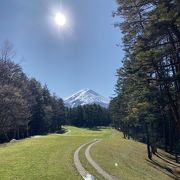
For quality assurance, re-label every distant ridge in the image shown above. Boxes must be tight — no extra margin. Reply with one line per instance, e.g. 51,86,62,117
64,89,109,108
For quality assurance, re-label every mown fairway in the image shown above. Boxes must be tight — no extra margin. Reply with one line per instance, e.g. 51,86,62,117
0,127,110,180
0,127,173,180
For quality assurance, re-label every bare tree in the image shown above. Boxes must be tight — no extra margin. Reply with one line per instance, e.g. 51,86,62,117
0,40,16,61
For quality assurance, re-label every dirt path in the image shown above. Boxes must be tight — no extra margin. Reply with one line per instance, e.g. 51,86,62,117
74,140,96,180
74,139,117,180
85,140,117,180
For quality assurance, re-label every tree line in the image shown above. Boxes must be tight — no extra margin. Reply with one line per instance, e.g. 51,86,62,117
65,104,111,128
0,41,65,143
110,0,180,162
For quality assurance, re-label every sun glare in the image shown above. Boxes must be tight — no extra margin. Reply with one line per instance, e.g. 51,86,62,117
55,13,66,27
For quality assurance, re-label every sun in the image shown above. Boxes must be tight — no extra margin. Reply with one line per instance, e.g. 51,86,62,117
54,13,66,27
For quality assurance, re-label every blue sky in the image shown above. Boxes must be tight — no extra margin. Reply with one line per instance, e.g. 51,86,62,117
0,0,123,99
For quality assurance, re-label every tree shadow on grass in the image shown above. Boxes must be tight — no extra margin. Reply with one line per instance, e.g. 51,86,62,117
146,158,180,180
155,152,180,168
157,151,178,163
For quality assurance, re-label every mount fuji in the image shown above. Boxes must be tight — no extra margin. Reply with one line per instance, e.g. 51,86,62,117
64,89,109,108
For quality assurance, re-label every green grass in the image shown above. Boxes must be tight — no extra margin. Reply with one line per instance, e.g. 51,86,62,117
0,126,108,180
0,126,174,180
89,129,173,180
79,143,104,180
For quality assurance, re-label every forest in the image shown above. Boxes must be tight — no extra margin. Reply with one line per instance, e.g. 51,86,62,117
65,104,111,128
0,42,111,143
0,41,66,143
109,0,180,163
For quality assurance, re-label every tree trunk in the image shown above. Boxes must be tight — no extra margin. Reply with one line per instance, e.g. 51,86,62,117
17,127,19,140
145,123,152,160
13,129,16,139
26,124,29,137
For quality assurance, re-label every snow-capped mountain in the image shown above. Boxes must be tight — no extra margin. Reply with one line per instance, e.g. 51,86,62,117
64,89,109,108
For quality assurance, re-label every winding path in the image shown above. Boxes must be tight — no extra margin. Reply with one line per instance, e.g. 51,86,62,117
74,140,96,179
74,139,117,180
85,140,116,180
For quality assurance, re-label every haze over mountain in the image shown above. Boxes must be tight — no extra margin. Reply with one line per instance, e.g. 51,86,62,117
64,89,109,108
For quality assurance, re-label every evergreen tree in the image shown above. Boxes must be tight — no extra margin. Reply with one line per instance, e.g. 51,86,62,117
0,42,65,142
112,0,180,161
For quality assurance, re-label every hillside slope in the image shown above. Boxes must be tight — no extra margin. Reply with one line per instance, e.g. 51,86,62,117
0,127,175,180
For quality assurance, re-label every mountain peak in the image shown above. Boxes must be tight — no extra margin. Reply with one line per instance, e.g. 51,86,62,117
82,88,90,92
64,89,109,108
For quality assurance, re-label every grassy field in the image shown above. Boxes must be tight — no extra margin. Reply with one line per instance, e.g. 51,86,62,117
0,127,110,180
0,126,176,180
87,129,176,180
